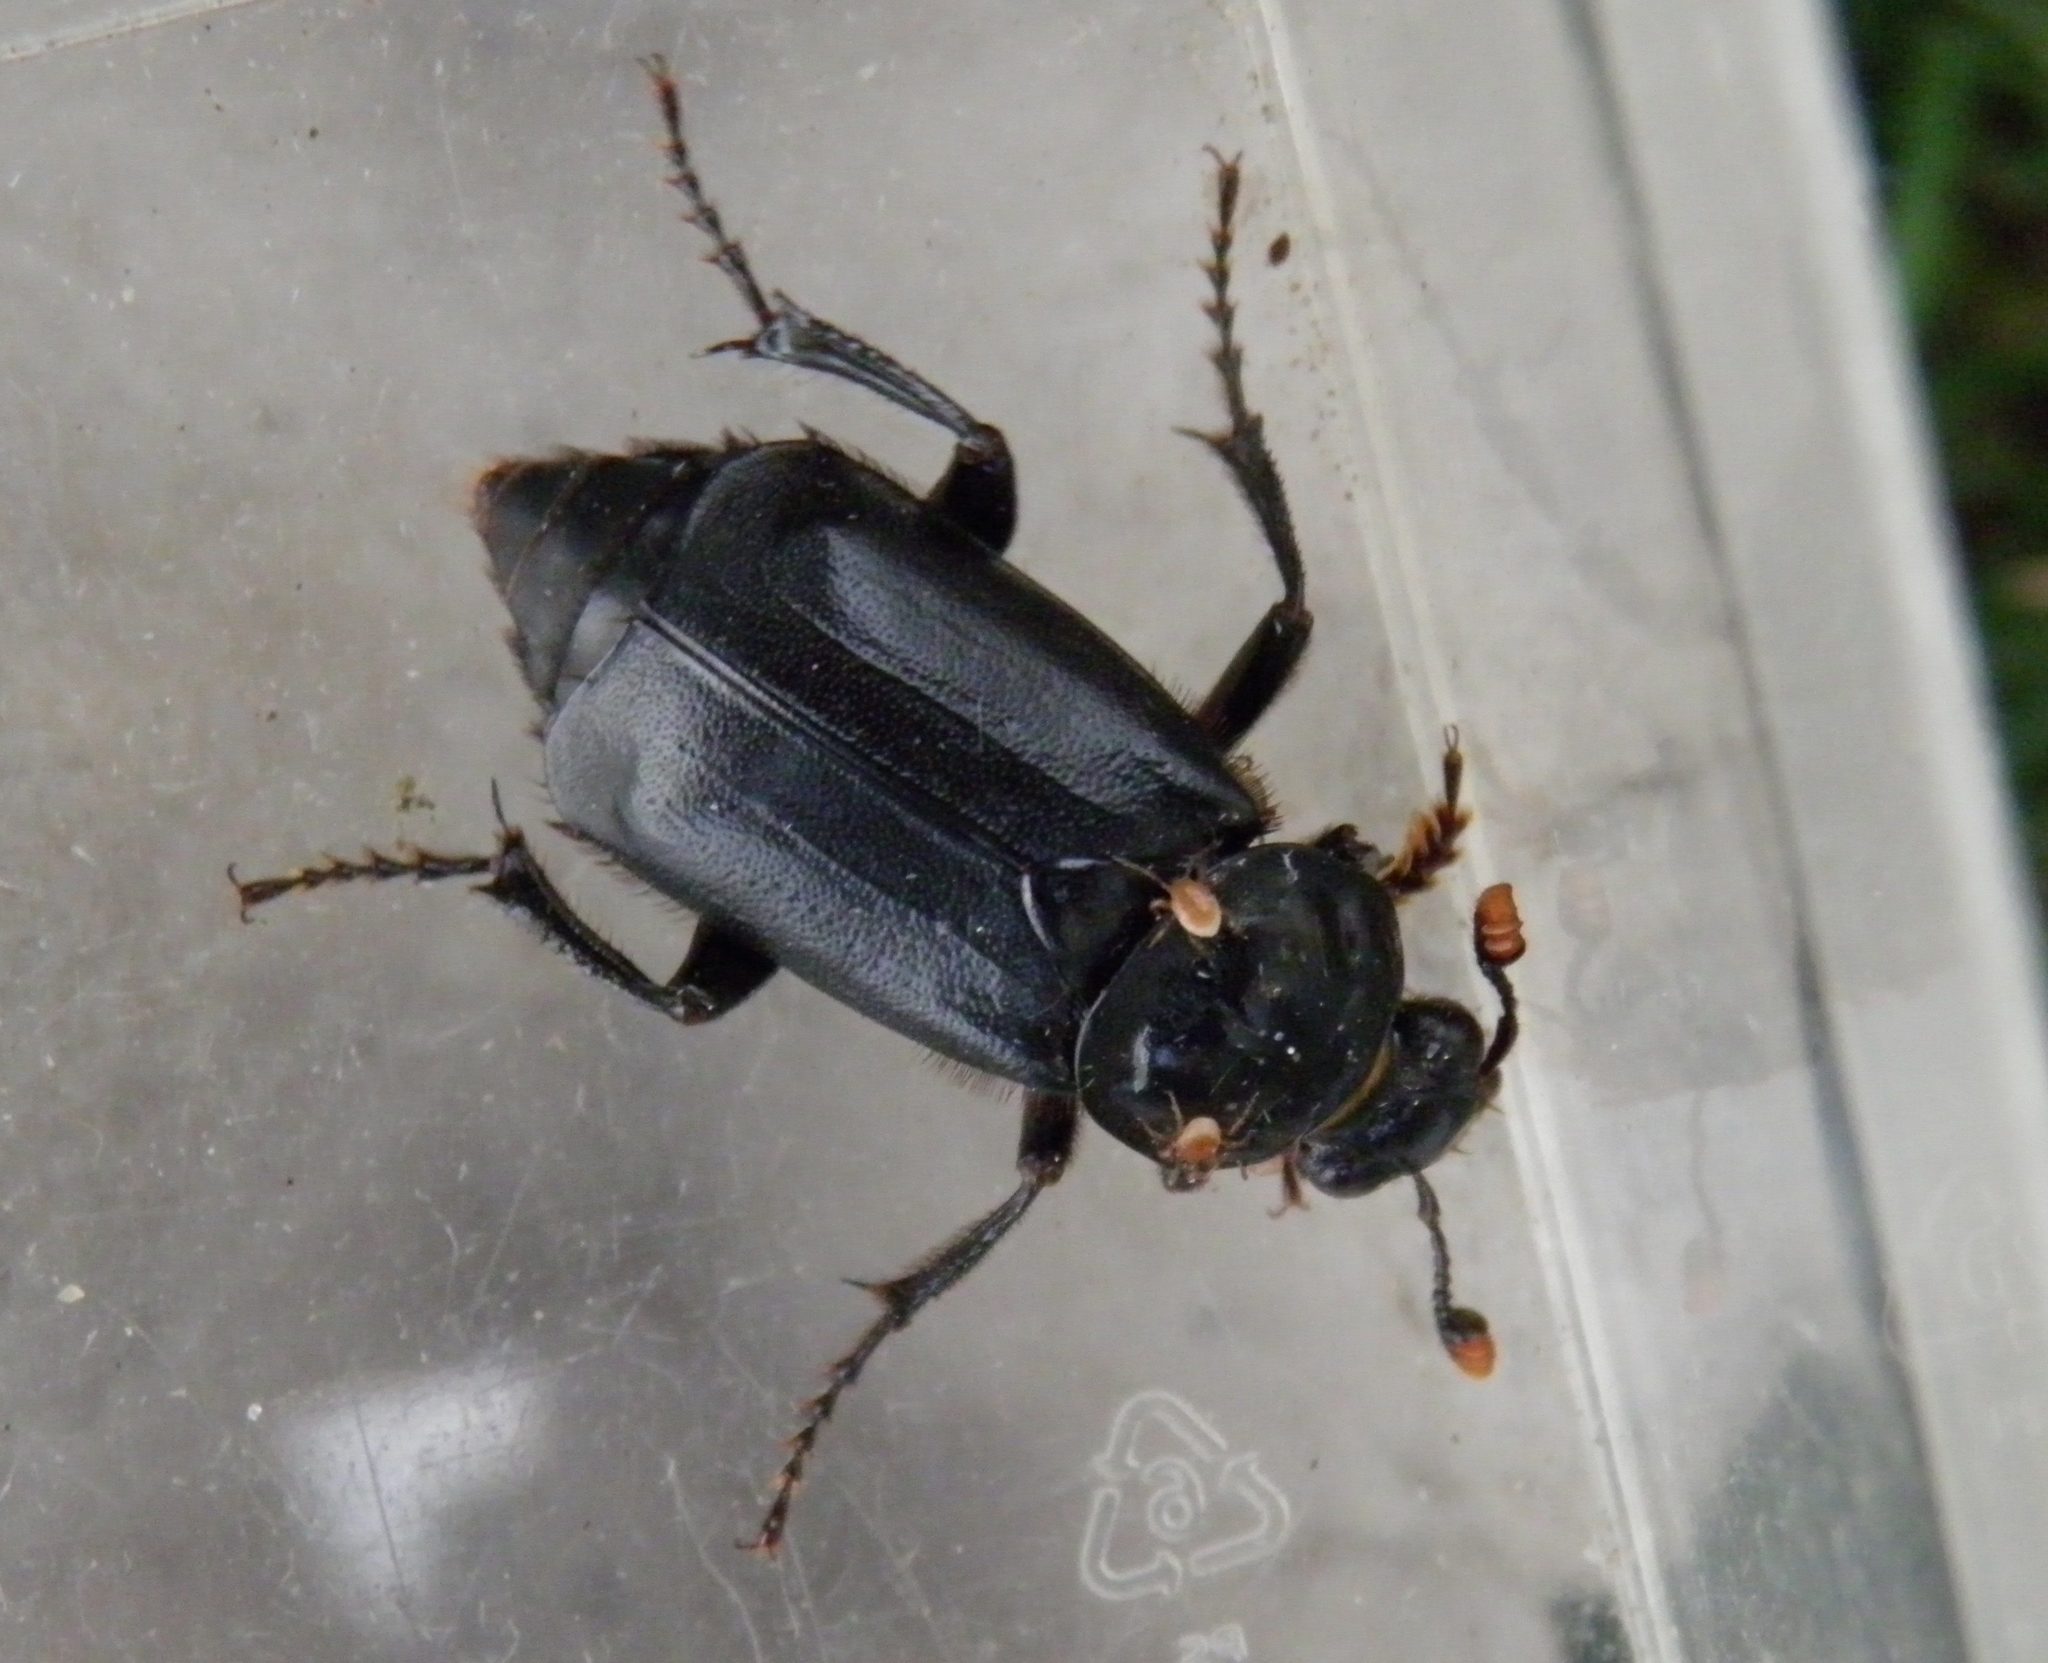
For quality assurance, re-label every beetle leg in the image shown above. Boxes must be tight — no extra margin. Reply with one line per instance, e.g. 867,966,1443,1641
661,921,781,1023
1180,149,1314,749
229,843,493,920
232,801,779,1023
1269,1150,1308,1218
744,1091,1078,1555
735,298,1015,550
1330,729,1472,899
475,827,778,1024
641,56,1017,552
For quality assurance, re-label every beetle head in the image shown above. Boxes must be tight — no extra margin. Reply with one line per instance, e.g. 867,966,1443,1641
1074,844,1403,1186
1292,996,1491,1198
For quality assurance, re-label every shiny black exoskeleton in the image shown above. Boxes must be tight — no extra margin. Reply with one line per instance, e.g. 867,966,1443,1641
233,59,1525,1555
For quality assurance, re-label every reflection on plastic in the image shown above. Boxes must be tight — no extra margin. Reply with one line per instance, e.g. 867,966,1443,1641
273,1361,555,1640
1176,1622,1252,1661
1079,1389,1292,1601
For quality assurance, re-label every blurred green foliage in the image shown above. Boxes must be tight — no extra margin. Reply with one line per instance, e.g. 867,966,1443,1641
1842,0,2048,894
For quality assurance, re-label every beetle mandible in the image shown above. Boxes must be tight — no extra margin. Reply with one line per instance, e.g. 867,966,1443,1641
232,57,1526,1556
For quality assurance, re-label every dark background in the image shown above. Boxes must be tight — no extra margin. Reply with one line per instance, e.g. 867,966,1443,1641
1844,0,2048,900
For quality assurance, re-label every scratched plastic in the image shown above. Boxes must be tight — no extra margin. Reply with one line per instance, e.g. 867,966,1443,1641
4,3,2045,1661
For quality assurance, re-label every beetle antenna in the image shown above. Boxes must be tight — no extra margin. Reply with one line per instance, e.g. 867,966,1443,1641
1412,1172,1495,1379
1472,883,1524,1077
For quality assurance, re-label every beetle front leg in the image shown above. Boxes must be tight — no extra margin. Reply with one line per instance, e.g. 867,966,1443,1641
1182,150,1313,749
745,1090,1078,1555
1315,729,1470,899
1267,1150,1308,1217
642,57,1016,552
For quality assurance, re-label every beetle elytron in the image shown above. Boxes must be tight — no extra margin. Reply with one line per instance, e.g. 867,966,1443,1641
234,58,1526,1555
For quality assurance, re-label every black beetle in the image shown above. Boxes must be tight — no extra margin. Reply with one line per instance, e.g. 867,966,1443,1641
233,58,1525,1555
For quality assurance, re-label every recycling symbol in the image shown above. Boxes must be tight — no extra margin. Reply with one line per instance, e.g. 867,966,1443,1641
1078,1390,1293,1602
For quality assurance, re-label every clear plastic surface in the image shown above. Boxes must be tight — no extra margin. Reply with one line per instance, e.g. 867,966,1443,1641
4,3,2045,1660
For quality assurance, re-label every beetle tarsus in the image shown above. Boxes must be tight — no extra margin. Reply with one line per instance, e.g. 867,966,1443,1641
1374,731,1471,897
643,53,775,326
746,1093,1076,1553
228,844,495,920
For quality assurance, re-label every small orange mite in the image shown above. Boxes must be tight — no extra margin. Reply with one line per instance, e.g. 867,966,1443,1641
1166,876,1223,938
1167,1114,1225,1170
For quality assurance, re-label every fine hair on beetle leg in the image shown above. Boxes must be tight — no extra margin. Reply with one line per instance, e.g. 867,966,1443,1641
742,1093,1078,1554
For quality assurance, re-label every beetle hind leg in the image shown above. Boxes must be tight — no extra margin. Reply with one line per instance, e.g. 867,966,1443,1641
744,1092,1078,1554
480,832,778,1023
1181,150,1314,749
232,795,778,1023
641,56,1016,552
